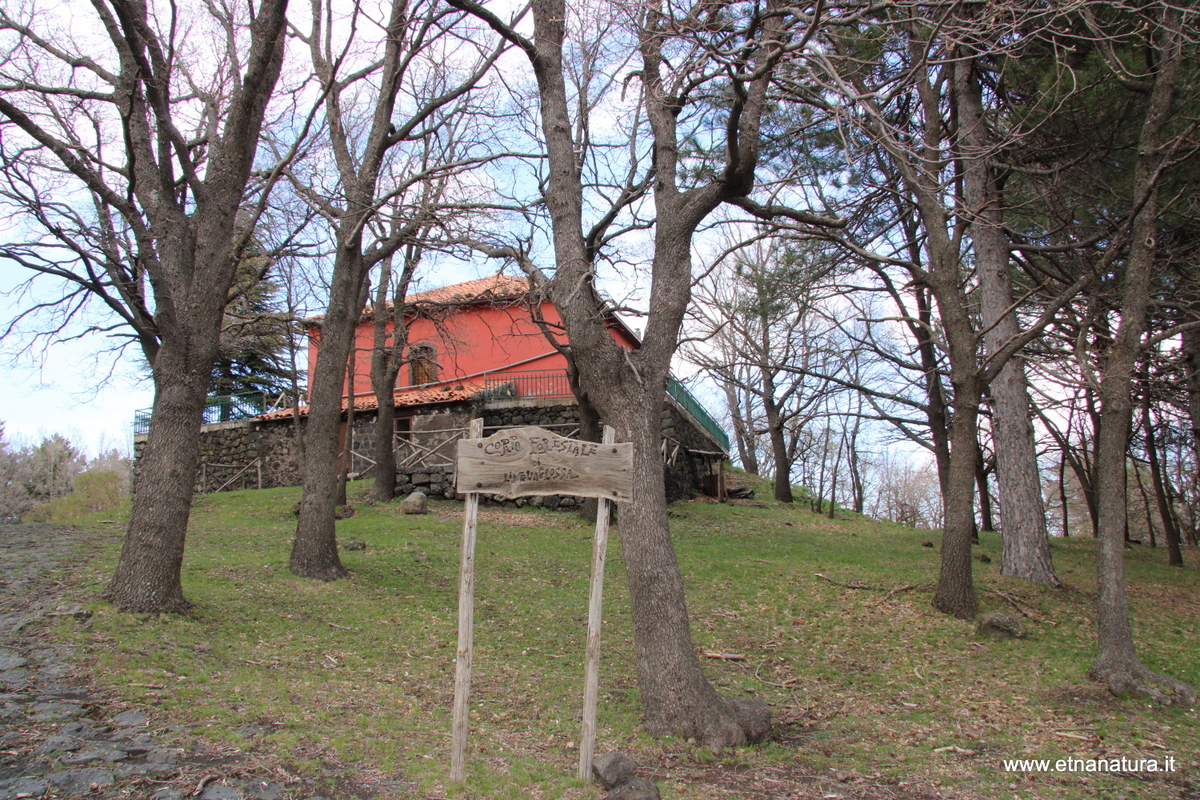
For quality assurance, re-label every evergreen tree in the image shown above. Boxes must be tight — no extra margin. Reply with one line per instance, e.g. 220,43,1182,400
209,251,299,399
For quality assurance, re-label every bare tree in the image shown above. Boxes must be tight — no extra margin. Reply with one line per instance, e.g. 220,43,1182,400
1082,3,1195,704
287,0,505,580
0,430,87,523
444,0,841,745
687,238,844,502
868,452,942,529
0,0,289,612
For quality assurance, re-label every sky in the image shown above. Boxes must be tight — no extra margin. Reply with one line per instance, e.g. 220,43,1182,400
0,300,153,457
0,259,524,458
0,354,150,457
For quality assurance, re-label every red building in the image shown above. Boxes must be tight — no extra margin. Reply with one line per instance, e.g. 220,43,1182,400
158,273,728,500
304,273,641,411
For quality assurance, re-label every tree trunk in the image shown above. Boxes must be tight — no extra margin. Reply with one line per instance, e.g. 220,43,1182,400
957,55,1059,587
913,287,953,497
724,383,759,475
827,436,841,519
975,448,995,533
108,331,219,613
931,378,981,620
291,251,365,581
1090,375,1190,701
1088,11,1193,704
611,387,769,744
763,394,793,503
1132,456,1157,547
371,248,420,502
1142,403,1184,565
371,385,399,501
814,425,831,513
574,396,604,522
337,356,355,506
847,407,865,514
1090,386,1143,683
920,198,983,619
1058,453,1069,537
1184,326,1200,460
370,260,399,503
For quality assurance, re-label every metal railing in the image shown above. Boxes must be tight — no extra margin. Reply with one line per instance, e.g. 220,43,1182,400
481,370,573,400
666,377,731,452
134,392,294,435
480,369,729,453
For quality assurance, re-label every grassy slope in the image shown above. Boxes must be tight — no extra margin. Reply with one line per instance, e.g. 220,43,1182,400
56,474,1198,799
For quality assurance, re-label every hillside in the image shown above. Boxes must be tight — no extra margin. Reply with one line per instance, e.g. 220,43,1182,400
43,478,1200,799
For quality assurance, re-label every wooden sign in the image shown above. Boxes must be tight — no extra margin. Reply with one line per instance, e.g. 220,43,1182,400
450,422,626,785
455,425,633,501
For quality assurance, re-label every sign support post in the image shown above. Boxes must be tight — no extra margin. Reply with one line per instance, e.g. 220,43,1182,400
578,425,616,781
448,421,632,786
449,417,484,783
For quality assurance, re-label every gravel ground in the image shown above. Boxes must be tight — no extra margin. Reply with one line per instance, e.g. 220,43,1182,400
0,524,345,800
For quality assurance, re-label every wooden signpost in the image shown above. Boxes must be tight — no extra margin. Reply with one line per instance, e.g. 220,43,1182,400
449,421,633,784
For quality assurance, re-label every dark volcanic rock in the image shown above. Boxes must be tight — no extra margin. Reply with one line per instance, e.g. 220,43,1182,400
592,751,637,789
607,777,662,800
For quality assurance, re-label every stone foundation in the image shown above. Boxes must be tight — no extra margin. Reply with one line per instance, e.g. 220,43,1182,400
133,418,303,494
137,395,725,504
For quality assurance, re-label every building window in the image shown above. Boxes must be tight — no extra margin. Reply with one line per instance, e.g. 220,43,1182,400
410,343,438,385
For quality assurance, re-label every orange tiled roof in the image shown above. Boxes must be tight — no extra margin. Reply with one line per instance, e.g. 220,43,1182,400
404,274,532,304
255,381,485,421
301,274,534,328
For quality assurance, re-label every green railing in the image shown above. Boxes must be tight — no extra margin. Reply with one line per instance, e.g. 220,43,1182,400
132,408,152,436
667,376,731,452
133,392,272,436
481,369,729,453
133,375,731,453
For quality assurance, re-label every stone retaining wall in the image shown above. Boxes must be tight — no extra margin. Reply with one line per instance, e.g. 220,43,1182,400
133,418,302,494
138,396,725,503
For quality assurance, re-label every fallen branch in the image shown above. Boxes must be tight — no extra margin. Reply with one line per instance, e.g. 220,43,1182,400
986,589,1054,625
874,582,931,605
933,745,978,756
814,573,879,591
193,773,220,797
704,651,746,661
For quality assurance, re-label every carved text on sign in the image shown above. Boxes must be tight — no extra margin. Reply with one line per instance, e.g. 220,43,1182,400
455,426,633,501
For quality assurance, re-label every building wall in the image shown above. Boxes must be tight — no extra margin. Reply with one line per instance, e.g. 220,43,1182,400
307,296,642,401
310,298,570,396
133,418,303,495
150,395,724,504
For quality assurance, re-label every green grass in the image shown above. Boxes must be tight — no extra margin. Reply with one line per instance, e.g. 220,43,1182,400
56,474,1199,799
